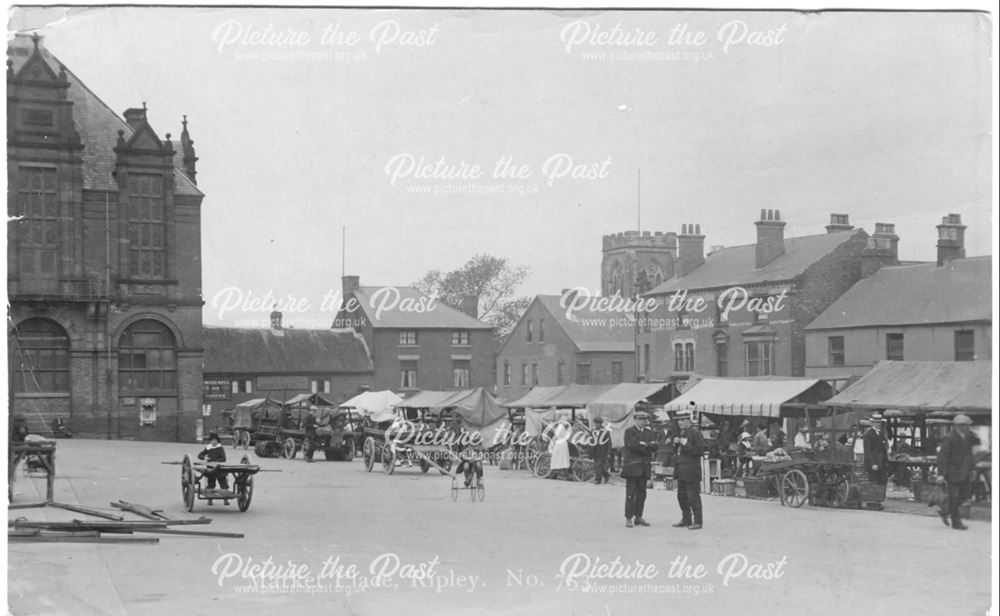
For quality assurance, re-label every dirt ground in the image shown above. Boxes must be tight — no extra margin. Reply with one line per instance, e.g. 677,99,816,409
5,439,994,616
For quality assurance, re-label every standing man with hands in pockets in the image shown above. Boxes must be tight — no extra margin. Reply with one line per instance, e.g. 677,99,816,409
673,405,707,530
622,409,659,528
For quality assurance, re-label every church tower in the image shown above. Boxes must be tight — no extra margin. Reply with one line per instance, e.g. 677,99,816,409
601,231,677,297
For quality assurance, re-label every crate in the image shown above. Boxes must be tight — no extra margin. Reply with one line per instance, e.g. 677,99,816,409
743,477,772,499
652,480,667,490
652,465,674,477
712,478,736,497
663,478,676,491
858,481,886,503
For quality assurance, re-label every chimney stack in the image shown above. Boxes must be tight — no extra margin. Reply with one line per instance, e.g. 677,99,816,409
459,295,479,319
269,308,284,336
342,275,360,303
826,213,853,234
861,222,899,277
936,213,966,265
123,104,147,131
675,223,706,278
754,209,786,269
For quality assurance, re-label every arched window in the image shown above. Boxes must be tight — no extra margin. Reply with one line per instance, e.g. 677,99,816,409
10,318,69,393
119,319,177,393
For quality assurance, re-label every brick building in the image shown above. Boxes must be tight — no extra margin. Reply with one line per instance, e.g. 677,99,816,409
805,215,992,378
201,315,374,427
495,294,636,401
636,211,889,386
7,34,204,441
333,276,494,393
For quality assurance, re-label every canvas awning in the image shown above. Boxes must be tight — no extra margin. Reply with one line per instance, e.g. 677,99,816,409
823,360,992,415
234,398,280,409
587,383,677,422
502,386,567,408
340,390,403,422
394,390,465,410
660,377,831,418
282,393,338,408
536,384,616,408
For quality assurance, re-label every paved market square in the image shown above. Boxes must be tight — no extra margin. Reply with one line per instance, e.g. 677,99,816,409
5,439,992,615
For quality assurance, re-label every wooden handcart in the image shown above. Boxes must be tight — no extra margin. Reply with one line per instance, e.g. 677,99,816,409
179,454,260,512
757,450,855,508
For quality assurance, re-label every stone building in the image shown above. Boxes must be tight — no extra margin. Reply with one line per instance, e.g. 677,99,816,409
7,34,204,441
805,215,991,378
636,211,888,387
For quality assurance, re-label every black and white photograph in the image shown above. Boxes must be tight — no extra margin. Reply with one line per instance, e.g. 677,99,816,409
4,3,997,615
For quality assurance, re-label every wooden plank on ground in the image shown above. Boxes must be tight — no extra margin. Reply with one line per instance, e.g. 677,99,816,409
8,534,158,544
7,502,48,510
110,500,170,520
48,502,125,521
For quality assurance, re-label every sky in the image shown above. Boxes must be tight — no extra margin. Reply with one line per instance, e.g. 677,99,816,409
7,7,994,327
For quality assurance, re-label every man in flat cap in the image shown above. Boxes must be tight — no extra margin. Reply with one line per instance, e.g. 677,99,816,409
622,410,658,527
672,407,707,530
936,414,975,530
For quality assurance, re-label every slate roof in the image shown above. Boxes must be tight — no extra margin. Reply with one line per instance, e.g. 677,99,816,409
203,327,373,374
647,230,863,294
806,256,992,330
351,286,492,330
535,295,635,353
8,34,201,197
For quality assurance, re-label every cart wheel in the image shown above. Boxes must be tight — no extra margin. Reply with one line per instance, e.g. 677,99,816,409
420,459,430,474
476,483,486,502
818,468,851,508
382,445,396,475
451,480,459,502
780,469,809,508
571,457,595,483
237,473,254,512
281,437,297,459
533,452,553,479
344,439,356,461
181,454,195,512
363,437,376,472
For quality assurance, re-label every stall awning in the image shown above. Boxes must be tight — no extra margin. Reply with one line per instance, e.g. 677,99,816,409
502,386,568,408
823,360,992,415
661,377,828,417
234,397,280,409
394,390,464,410
536,384,616,408
283,393,338,408
586,383,677,422
340,390,403,421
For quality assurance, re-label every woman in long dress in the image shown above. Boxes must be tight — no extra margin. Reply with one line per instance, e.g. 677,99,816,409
548,420,572,479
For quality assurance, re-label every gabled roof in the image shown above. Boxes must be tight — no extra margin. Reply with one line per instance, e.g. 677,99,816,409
823,360,992,414
203,327,372,374
806,256,992,330
350,286,492,330
648,230,863,294
8,35,201,197
534,295,635,353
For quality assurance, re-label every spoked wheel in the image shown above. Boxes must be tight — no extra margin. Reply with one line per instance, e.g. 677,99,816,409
780,469,809,508
451,480,459,502
382,445,396,475
282,437,298,459
363,437,376,472
571,458,595,483
181,454,195,512
474,482,486,502
816,467,851,508
533,452,554,479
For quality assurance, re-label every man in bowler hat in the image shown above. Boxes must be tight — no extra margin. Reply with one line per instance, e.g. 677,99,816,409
937,414,976,530
673,407,707,530
622,410,659,527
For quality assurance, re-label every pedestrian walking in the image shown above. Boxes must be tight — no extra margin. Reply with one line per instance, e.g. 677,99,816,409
590,418,612,484
302,406,318,462
622,410,658,527
672,409,706,530
936,414,976,530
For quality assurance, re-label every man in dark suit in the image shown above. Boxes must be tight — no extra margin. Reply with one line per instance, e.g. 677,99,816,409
622,410,658,527
937,414,975,530
862,414,889,486
590,418,612,485
672,408,707,530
